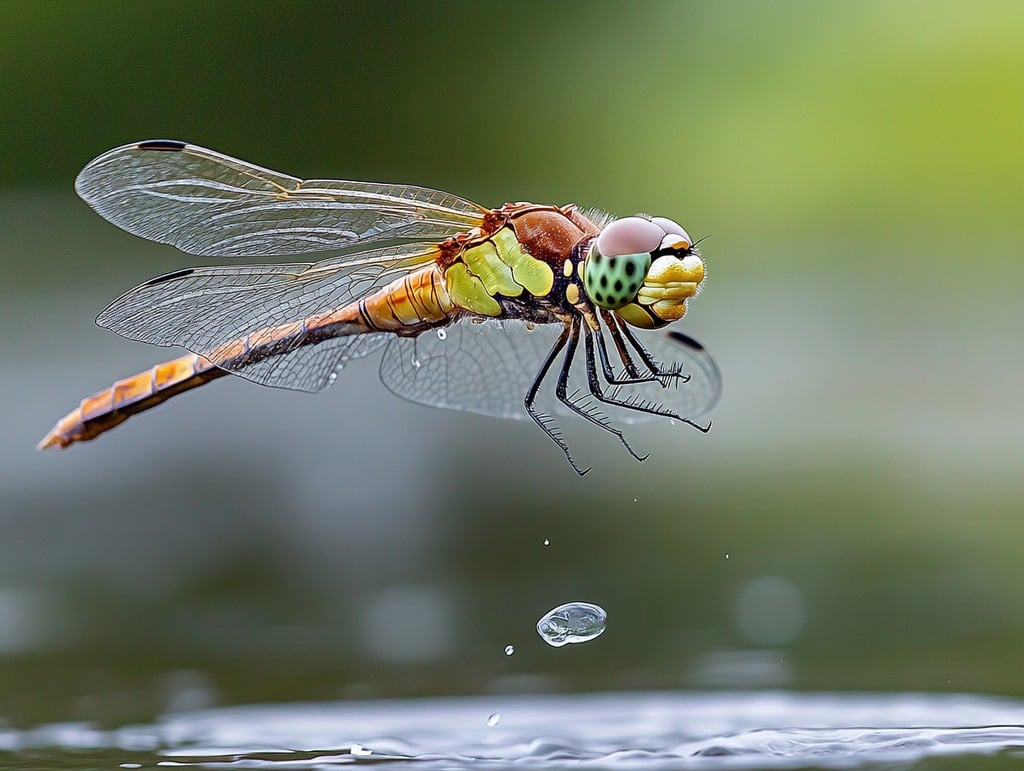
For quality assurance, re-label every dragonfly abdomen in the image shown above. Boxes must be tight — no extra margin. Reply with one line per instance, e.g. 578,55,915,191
37,353,227,449
38,269,455,450
359,264,457,334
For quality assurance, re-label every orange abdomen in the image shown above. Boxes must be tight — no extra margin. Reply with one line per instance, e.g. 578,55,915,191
38,265,457,450
38,354,227,449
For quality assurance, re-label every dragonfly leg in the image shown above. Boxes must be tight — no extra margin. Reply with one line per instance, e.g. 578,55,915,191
593,315,663,386
584,326,711,434
554,319,648,463
615,316,692,385
597,310,691,387
524,323,590,476
596,310,644,379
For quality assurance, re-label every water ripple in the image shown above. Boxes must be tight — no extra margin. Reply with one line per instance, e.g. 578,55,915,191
3,691,1024,769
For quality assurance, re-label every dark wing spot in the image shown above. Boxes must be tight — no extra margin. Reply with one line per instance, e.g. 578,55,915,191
667,331,705,351
145,268,195,286
599,274,608,288
592,252,603,264
137,139,188,151
594,291,605,304
608,256,618,270
624,261,636,276
613,279,623,292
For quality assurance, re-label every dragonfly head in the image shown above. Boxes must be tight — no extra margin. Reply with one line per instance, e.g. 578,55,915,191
583,216,705,329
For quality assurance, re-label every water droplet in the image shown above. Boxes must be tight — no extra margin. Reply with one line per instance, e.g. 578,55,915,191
411,356,421,369
525,322,536,331
633,497,638,503
351,743,372,757
536,601,607,647
487,713,500,726
725,553,731,560
327,372,338,385
504,644,515,656
436,328,448,340
543,538,550,546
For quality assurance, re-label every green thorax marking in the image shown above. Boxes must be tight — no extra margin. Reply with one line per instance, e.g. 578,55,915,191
444,225,555,317
491,228,555,297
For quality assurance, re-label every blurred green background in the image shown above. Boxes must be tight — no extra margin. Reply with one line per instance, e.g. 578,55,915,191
1,0,1023,730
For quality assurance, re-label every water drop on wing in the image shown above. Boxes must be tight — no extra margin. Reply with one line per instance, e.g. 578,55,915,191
436,328,447,340
504,644,515,655
487,713,500,726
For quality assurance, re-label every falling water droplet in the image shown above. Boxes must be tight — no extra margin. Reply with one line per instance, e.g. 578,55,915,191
504,644,515,656
536,602,607,647
543,538,550,546
436,328,448,340
487,713,500,726
725,553,731,560
633,497,638,503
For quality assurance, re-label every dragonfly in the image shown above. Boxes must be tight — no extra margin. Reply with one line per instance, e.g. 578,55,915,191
38,140,721,474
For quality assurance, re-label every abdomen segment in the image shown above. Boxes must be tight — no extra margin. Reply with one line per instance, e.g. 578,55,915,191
38,265,458,449
38,353,229,449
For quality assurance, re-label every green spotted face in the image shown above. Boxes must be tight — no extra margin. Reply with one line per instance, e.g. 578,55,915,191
583,248,651,310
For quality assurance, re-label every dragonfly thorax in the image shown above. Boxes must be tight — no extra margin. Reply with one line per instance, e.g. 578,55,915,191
582,216,705,330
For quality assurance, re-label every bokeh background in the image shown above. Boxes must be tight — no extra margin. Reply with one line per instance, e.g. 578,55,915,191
1,0,1022,730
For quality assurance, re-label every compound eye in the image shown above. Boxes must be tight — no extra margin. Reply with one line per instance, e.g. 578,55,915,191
651,216,686,237
652,217,692,251
595,216,664,258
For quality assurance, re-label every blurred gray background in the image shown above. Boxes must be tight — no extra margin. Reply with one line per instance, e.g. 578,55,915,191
1,0,1022,728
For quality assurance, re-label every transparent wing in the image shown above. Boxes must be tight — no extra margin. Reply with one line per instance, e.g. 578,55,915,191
380,321,562,422
379,321,721,423
76,140,488,257
97,243,440,391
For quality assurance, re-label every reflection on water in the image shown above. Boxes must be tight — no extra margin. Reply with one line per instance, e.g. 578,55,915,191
2,691,1024,769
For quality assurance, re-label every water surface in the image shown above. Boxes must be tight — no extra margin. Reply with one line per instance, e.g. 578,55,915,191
3,690,1024,770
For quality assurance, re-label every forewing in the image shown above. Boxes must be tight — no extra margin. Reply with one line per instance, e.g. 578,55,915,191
97,244,438,391
76,140,487,257
378,322,721,423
